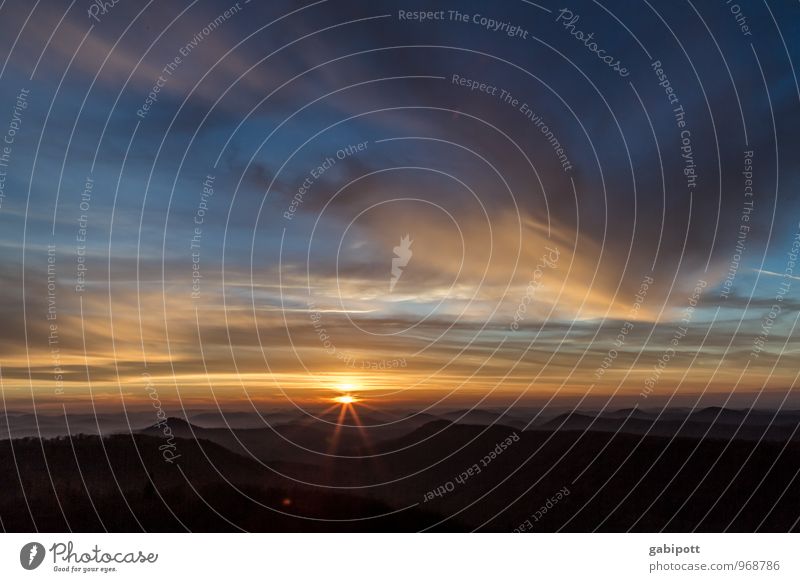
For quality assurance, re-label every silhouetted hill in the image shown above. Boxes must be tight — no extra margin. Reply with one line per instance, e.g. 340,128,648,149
539,409,799,441
2,408,799,531
0,433,450,532
439,409,530,429
135,414,445,464
188,411,304,429
357,422,800,532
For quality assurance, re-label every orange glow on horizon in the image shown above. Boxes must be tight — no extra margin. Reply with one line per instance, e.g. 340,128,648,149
332,394,359,405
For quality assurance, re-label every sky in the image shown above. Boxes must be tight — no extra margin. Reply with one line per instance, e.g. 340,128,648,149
0,0,799,413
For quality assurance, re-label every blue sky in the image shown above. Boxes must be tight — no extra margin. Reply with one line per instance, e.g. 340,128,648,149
1,0,799,411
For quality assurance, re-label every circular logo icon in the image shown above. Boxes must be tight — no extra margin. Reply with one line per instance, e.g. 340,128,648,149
19,542,45,570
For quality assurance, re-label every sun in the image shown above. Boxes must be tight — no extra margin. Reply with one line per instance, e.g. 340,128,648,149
332,394,359,405
329,379,363,405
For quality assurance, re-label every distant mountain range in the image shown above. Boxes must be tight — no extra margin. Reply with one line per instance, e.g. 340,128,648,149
539,408,800,441
0,406,798,531
3,406,798,441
